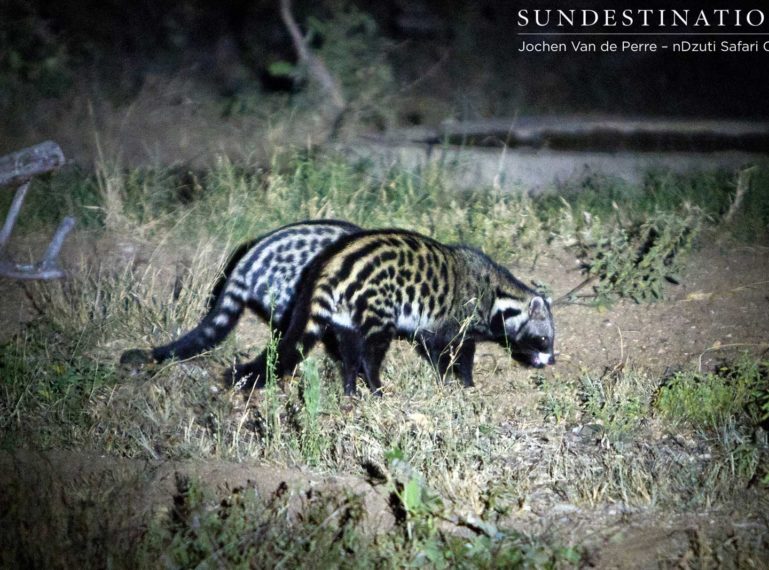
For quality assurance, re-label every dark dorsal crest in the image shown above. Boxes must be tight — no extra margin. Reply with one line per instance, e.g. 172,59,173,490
529,296,548,320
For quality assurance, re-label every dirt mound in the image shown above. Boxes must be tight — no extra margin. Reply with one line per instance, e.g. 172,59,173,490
0,448,392,567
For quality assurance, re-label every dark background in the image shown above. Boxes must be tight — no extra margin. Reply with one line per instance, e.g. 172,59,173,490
3,0,769,127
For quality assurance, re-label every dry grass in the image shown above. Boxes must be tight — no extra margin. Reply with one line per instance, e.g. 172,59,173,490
2,155,768,566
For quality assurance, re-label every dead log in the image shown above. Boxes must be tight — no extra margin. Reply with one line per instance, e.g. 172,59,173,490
0,140,66,187
0,141,74,280
368,116,769,152
439,116,769,151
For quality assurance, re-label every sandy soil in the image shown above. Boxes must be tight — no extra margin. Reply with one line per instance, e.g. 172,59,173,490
538,241,769,375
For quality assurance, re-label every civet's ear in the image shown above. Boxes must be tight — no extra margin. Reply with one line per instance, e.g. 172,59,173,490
546,296,553,306
529,296,547,320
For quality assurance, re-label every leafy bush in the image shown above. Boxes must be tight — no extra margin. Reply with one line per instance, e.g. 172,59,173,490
0,3,71,103
574,206,702,303
267,4,395,130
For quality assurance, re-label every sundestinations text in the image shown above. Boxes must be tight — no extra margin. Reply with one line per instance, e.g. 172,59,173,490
517,9,767,29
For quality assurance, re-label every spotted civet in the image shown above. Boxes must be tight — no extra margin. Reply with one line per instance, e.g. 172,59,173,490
230,229,555,394
120,220,360,366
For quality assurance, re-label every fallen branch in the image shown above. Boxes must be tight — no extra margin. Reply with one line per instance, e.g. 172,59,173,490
0,217,75,280
0,141,74,280
553,275,597,306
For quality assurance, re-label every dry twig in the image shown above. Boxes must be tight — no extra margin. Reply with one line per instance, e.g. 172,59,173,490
724,165,757,224
279,0,346,136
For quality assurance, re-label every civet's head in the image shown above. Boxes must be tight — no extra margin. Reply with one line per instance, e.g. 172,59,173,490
491,294,555,368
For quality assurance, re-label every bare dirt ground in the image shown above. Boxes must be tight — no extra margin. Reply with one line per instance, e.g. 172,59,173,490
539,241,769,375
2,229,768,566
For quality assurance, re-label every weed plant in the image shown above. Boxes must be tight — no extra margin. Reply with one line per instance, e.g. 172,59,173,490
656,355,769,431
655,355,769,496
579,367,655,440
